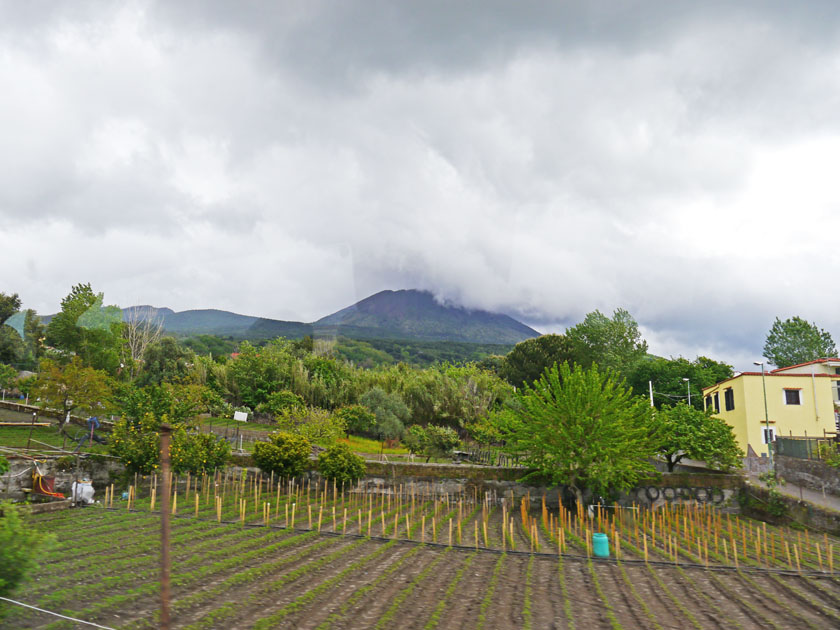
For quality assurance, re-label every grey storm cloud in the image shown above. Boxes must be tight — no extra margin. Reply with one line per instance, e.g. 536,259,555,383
3,0,840,371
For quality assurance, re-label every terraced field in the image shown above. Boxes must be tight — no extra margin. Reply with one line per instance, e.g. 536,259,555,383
8,473,840,629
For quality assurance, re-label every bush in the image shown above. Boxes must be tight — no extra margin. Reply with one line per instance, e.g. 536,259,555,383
276,407,347,445
170,430,231,474
259,390,305,417
318,443,365,486
109,413,161,474
335,405,377,437
0,501,53,610
109,413,231,475
403,425,461,462
253,432,311,478
0,456,8,476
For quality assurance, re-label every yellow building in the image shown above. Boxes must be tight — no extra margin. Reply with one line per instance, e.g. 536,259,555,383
702,359,840,456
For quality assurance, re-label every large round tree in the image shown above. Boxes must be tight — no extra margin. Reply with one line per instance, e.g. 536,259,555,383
490,362,659,504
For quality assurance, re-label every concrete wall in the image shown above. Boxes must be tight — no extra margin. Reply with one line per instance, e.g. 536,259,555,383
775,454,840,497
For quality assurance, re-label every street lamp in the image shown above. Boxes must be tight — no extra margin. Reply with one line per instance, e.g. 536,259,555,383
753,361,773,464
682,377,691,406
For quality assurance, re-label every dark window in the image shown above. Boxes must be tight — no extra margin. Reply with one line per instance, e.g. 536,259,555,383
762,428,775,444
784,389,801,405
704,395,712,411
724,388,735,411
713,392,720,413
835,367,840,375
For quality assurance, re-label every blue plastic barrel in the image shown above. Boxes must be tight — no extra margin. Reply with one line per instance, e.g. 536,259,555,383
592,532,609,558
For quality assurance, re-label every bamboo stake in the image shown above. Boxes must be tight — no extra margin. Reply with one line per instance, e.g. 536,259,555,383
195,494,199,518
449,520,453,547
794,544,801,573
150,488,156,512
318,506,323,533
342,508,347,535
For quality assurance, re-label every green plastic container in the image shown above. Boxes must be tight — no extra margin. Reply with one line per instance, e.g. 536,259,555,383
592,532,609,558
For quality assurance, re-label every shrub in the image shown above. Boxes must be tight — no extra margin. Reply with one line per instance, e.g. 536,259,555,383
253,432,311,478
335,405,377,437
259,390,306,417
0,456,8,476
403,425,461,462
110,413,231,475
109,413,161,474
276,407,347,445
170,430,231,474
318,443,365,486
0,501,53,610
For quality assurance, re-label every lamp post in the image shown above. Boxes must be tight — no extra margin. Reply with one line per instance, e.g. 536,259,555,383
682,377,691,406
753,361,773,464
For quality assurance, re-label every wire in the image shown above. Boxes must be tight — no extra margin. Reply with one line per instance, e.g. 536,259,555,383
0,596,116,629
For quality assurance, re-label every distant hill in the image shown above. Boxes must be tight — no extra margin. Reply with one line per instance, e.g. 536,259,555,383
120,290,539,345
313,289,539,344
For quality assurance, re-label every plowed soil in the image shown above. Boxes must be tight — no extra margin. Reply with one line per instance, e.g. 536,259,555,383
10,508,840,629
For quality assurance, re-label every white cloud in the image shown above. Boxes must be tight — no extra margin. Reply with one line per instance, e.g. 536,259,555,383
3,1,840,370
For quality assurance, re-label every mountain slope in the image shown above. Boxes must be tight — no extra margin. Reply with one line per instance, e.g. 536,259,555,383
313,289,539,344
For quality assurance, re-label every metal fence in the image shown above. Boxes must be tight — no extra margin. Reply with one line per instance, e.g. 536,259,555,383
775,435,836,460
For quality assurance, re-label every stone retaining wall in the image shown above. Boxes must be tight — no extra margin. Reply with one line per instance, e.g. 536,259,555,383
775,454,840,497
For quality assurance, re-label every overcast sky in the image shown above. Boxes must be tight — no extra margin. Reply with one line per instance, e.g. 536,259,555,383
3,1,840,371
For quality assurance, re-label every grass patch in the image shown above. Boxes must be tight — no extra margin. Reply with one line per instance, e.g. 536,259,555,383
338,435,408,455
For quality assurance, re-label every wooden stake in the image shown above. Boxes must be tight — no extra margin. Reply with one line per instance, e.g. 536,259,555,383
195,494,199,518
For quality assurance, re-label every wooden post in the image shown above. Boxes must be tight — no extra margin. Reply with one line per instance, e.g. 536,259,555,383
195,494,199,518
449,520,453,547
159,424,173,630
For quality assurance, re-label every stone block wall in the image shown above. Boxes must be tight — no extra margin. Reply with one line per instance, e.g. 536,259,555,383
775,455,840,497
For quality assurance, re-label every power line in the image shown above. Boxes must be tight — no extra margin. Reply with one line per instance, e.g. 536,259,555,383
0,596,116,629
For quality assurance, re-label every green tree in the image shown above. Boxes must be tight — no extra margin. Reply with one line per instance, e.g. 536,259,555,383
253,432,311,478
0,501,53,611
360,387,410,440
334,404,377,437
137,337,193,386
763,316,837,368
489,362,659,504
403,424,460,462
625,355,733,410
45,283,123,373
32,357,111,425
0,363,17,391
655,402,744,472
317,443,365,485
109,413,230,474
0,292,23,365
500,334,578,388
565,308,648,373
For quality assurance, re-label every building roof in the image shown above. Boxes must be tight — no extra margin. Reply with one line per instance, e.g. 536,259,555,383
701,370,840,393
770,358,840,373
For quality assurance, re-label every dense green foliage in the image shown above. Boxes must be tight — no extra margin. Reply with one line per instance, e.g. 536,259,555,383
0,455,8,475
500,334,575,387
763,316,837,368
32,357,111,422
46,283,123,373
334,405,377,436
403,425,460,462
317,442,366,485
359,387,410,440
0,502,53,608
489,363,659,503
0,363,17,391
109,413,230,474
625,356,733,410
655,402,744,471
253,432,311,478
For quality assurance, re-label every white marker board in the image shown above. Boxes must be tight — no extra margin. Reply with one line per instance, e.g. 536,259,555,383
233,411,248,422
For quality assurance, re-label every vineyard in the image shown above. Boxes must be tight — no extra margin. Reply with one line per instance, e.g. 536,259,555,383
10,471,840,629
